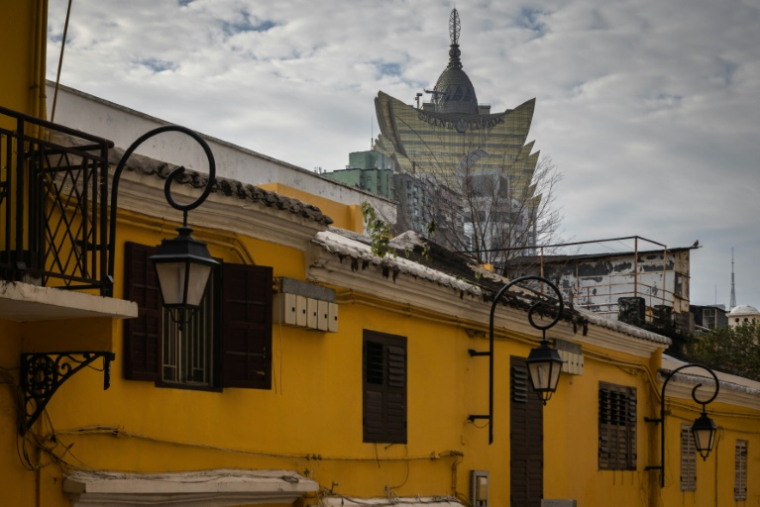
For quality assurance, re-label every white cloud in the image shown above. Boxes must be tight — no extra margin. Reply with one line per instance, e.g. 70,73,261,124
46,0,760,307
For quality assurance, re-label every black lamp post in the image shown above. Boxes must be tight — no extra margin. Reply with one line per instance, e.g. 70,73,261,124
108,126,218,313
645,363,720,487
468,275,565,443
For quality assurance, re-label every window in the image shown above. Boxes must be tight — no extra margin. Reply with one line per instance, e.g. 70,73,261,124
735,440,748,501
123,242,272,390
598,382,637,470
363,331,407,444
680,424,696,491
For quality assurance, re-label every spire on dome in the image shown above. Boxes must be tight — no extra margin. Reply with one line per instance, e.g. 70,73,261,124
447,9,463,70
450,8,461,45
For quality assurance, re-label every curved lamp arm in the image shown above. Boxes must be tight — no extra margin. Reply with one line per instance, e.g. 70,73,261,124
470,275,564,444
105,126,216,295
646,363,720,487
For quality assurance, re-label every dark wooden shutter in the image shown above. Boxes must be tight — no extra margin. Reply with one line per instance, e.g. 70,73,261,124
363,331,407,444
599,383,637,470
221,263,272,389
680,424,696,491
123,242,161,381
735,440,748,500
510,356,543,507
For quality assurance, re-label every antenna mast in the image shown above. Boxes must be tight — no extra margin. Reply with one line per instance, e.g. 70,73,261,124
730,248,736,309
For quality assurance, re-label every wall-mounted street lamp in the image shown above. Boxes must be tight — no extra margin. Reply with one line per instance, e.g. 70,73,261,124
646,363,720,487
468,276,565,444
20,126,217,434
108,126,219,317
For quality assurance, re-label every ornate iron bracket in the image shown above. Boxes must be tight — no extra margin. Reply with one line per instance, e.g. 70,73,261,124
19,352,115,434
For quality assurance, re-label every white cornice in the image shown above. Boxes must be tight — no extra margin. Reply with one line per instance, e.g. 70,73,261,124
307,245,665,358
661,356,760,412
116,171,325,251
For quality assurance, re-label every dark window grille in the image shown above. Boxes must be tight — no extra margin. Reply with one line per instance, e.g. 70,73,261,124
162,276,215,386
598,382,637,470
363,331,407,444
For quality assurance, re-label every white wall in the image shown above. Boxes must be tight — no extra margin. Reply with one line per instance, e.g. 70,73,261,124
47,83,396,225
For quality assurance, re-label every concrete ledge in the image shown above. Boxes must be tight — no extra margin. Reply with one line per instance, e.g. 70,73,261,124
64,469,318,507
0,281,137,322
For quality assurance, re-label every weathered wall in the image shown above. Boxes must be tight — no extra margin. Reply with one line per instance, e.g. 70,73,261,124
542,249,691,320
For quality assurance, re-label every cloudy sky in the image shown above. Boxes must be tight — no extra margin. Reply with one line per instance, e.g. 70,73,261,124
46,0,759,308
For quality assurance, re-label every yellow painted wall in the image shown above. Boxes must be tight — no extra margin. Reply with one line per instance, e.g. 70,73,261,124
7,206,760,507
0,0,47,121
258,183,364,233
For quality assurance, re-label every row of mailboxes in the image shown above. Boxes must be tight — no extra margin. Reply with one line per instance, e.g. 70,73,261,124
274,293,338,332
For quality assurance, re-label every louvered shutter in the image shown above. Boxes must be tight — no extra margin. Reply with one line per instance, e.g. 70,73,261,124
363,331,407,444
221,263,272,389
735,440,748,500
680,424,696,491
510,356,543,507
599,383,637,470
123,243,161,381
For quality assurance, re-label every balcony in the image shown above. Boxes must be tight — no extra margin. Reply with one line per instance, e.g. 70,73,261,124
0,105,115,294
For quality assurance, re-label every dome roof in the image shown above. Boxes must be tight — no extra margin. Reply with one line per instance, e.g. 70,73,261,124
433,65,479,115
729,305,760,315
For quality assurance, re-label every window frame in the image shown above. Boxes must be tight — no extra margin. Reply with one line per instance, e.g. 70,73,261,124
598,381,637,471
362,330,407,444
680,423,697,491
123,242,272,392
735,440,748,501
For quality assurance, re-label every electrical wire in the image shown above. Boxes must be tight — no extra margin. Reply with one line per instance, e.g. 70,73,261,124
50,0,73,124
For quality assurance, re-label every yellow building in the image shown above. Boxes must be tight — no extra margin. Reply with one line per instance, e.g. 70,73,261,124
4,3,760,507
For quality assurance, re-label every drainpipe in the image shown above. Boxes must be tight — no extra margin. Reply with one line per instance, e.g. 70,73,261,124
32,0,49,122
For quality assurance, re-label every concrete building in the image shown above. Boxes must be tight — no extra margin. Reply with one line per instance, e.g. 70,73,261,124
371,9,540,257
8,5,760,507
728,305,760,328
690,304,728,332
323,150,394,200
507,245,698,332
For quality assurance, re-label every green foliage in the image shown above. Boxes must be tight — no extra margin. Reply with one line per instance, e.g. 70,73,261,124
686,322,760,381
361,202,392,258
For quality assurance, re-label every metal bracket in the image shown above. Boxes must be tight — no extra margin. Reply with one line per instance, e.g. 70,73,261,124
19,352,115,434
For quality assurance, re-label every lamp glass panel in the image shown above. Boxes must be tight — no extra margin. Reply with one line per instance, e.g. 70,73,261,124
155,261,187,306
549,361,561,391
693,426,715,453
529,361,551,391
185,263,213,307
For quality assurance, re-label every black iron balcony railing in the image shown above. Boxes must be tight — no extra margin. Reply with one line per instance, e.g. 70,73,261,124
0,105,114,294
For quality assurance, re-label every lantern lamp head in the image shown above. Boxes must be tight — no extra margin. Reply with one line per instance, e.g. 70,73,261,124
525,339,564,405
149,226,219,311
691,410,718,460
